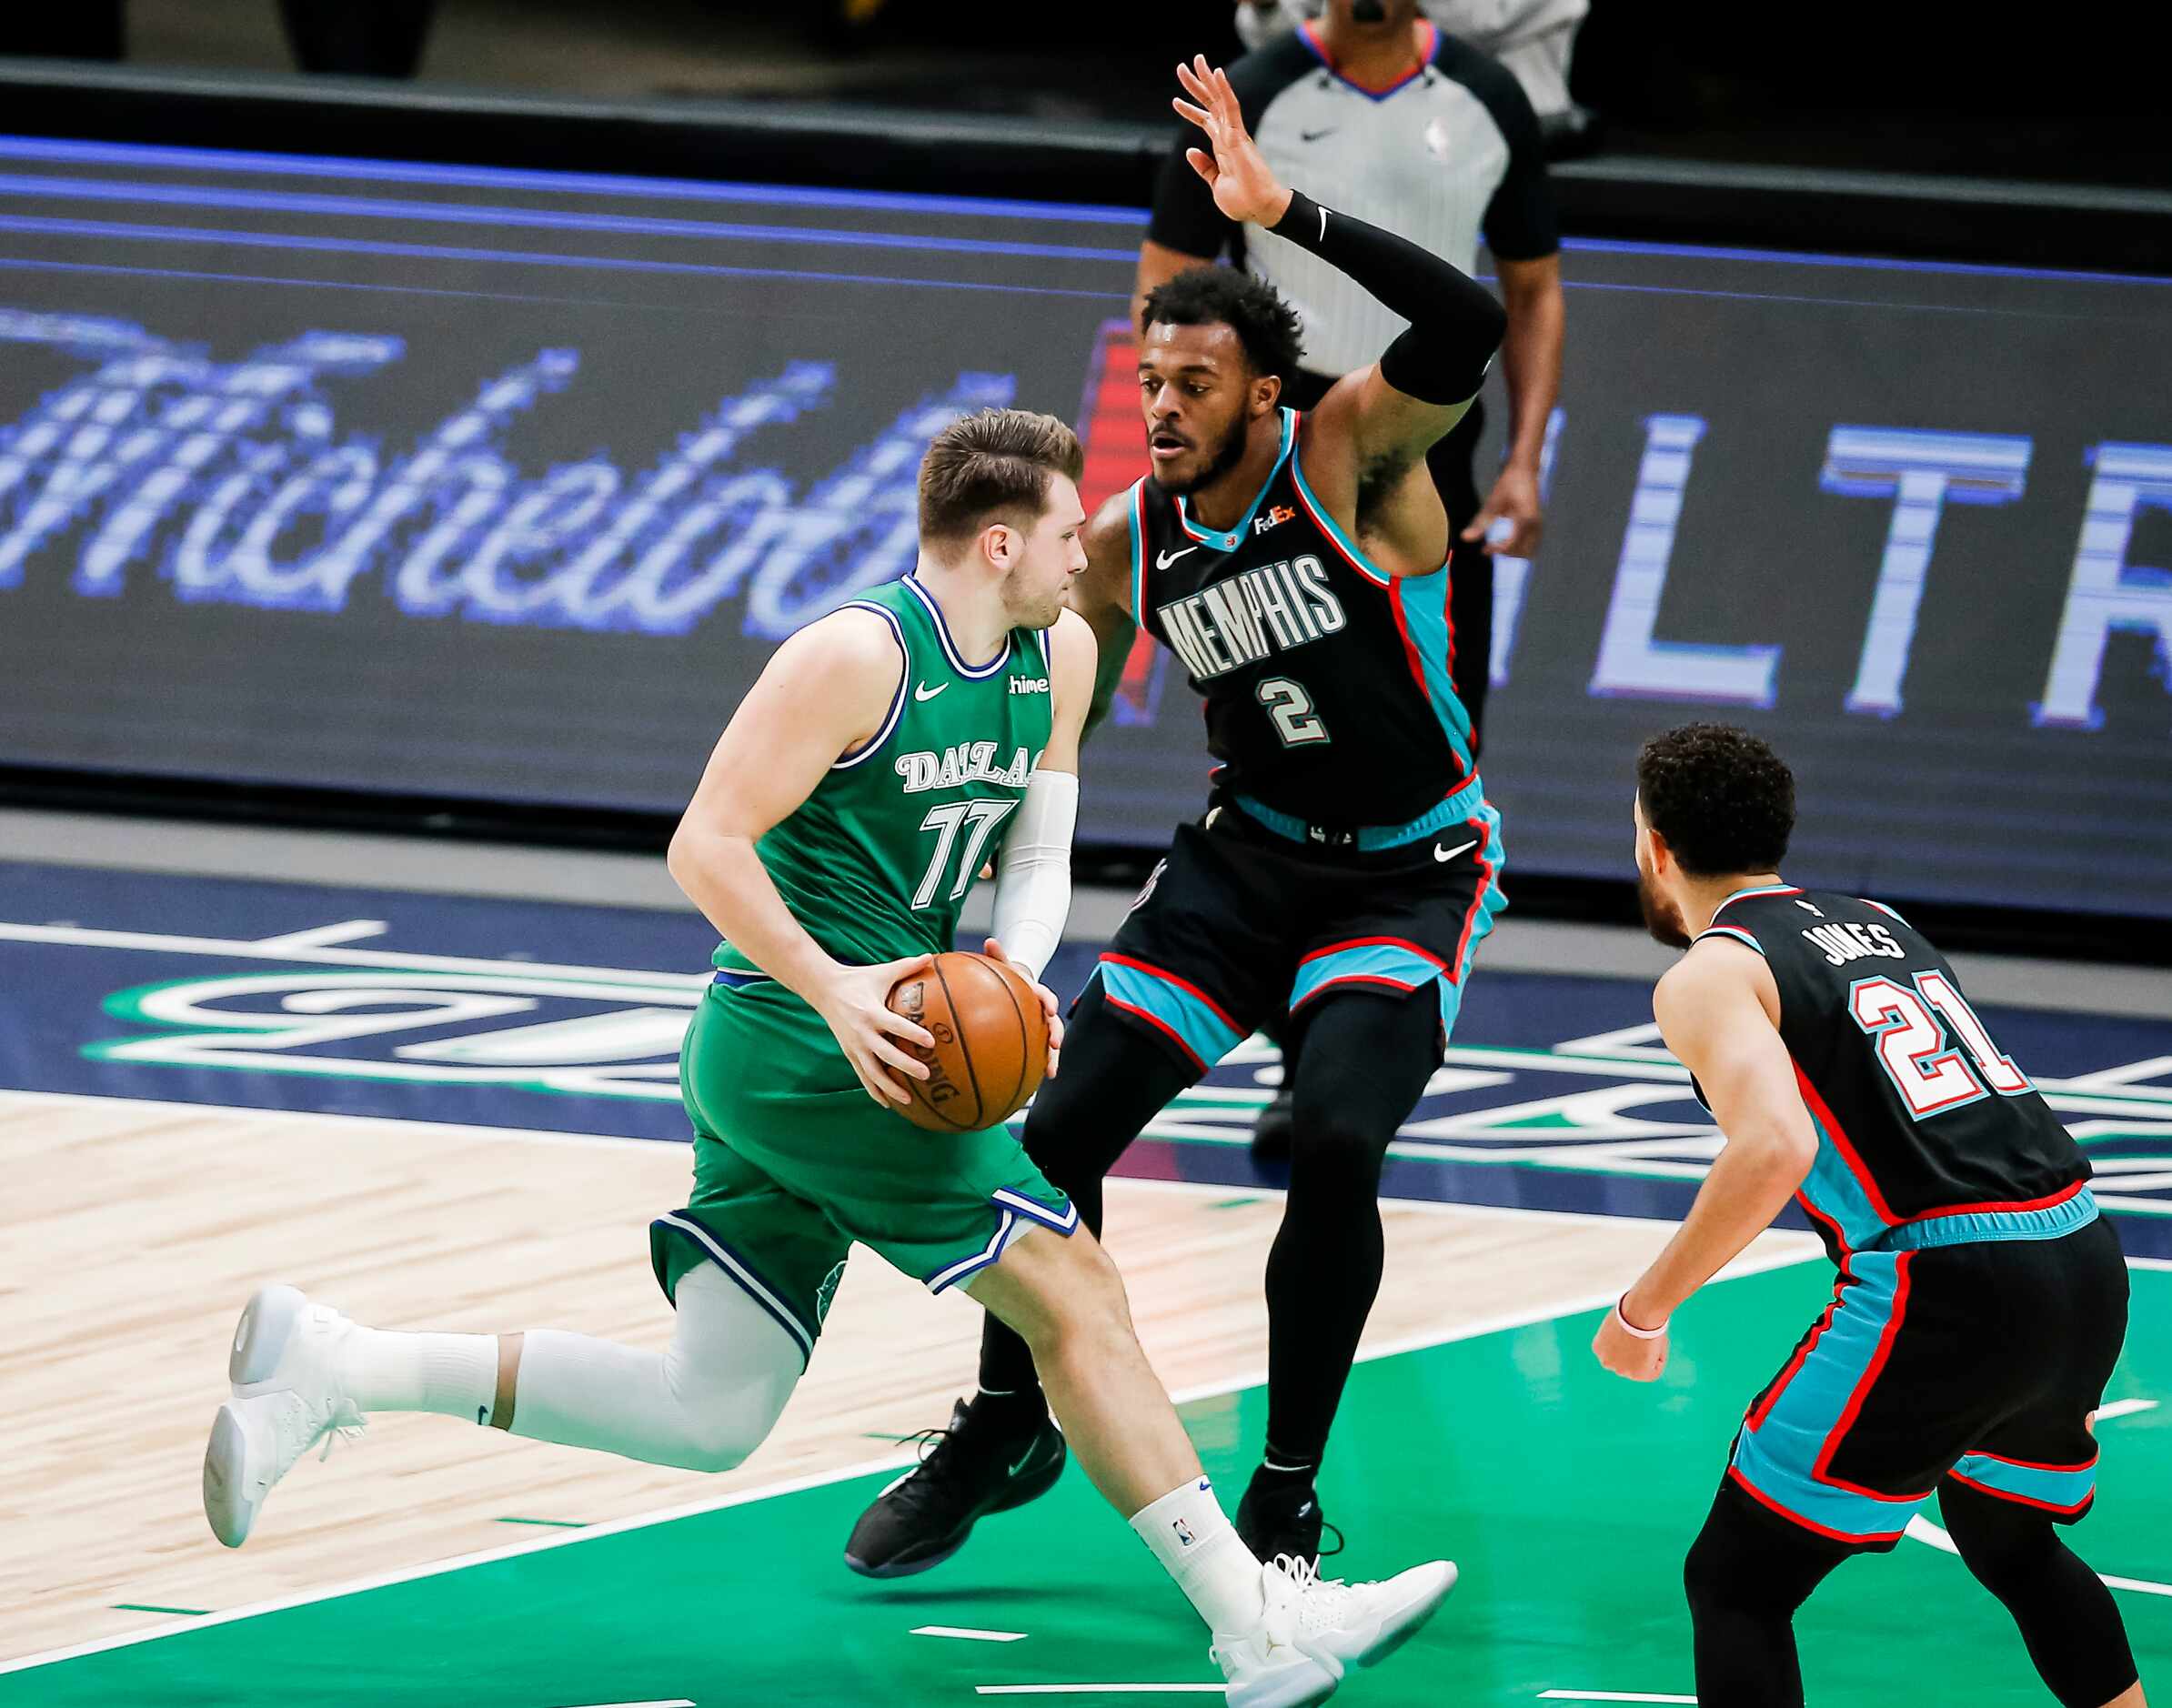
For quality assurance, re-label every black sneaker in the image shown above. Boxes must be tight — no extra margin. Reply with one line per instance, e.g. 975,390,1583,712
1251,1084,1295,1164
1234,1465,1344,1570
843,1398,1066,1579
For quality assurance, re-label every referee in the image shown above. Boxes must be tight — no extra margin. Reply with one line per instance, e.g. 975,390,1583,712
1136,0,1564,1152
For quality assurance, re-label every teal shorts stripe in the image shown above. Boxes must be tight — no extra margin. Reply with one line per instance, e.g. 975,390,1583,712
1948,1449,2098,1515
1091,954,1243,1071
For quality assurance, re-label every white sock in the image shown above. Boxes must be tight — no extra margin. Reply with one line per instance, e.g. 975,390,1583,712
1129,1477,1265,1634
339,1327,500,1425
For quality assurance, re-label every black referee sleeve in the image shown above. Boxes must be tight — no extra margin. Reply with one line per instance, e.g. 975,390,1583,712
1146,137,1235,262
1269,190,1505,406
1475,68,1559,262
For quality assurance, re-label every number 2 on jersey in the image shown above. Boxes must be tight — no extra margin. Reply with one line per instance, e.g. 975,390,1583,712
1849,970,2031,1119
1257,677,1329,747
911,798,1016,909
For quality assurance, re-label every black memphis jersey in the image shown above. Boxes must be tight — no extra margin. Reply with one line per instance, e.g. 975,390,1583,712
1697,885,2088,1255
1127,408,1475,828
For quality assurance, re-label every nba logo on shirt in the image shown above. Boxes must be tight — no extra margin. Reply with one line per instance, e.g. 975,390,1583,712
1172,1518,1197,1547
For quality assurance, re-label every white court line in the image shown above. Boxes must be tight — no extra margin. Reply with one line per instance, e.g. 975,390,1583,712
2129,1256,2172,1271
2096,1398,2159,1421
0,919,710,990
976,1689,1222,1697
0,1089,1765,1235
0,1205,1817,1678
912,1627,1027,1643
249,919,390,950
1538,1693,1697,1704
563,1701,695,1707
0,1451,919,1677
1908,1515,2172,1596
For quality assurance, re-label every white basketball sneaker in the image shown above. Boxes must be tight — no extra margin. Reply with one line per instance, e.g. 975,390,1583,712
202,1284,367,1548
1212,1553,1459,1708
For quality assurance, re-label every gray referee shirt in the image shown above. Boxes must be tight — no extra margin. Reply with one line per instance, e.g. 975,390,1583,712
1149,21,1557,379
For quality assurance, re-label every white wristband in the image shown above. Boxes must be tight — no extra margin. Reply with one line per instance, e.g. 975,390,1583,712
1614,1296,1669,1340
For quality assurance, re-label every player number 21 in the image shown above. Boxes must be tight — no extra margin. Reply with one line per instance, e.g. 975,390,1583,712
912,798,1017,909
1849,970,2031,1119
1257,677,1329,747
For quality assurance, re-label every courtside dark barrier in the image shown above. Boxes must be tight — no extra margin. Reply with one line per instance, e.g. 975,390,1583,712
0,65,2167,955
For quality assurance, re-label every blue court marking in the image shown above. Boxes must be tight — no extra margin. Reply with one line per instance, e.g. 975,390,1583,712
3,859,2167,1253
0,134,1155,226
0,253,770,313
0,216,1131,300
1557,235,2172,291
5,136,2164,287
0,172,1142,263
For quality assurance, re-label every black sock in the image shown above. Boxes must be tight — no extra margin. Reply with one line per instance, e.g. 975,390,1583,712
966,1381,1049,1437
1255,1450,1320,1485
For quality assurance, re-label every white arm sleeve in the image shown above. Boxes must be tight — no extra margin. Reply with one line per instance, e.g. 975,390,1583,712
990,768,1078,987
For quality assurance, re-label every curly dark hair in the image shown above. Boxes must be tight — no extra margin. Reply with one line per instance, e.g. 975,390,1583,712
1141,266,1305,385
1635,723,1795,878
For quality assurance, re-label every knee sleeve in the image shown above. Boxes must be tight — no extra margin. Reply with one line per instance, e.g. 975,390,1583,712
1943,1482,2063,1593
1285,985,1441,1183
1686,1477,1851,1622
1940,1481,2140,1708
511,1264,802,1473
1018,983,1200,1231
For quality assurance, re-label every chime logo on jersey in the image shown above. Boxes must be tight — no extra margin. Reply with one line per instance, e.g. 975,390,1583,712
893,741,1035,794
1153,554,1347,683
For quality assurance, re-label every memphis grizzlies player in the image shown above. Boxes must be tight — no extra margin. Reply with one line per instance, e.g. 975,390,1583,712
200,408,1456,1706
852,56,1510,1578
1595,723,2146,1708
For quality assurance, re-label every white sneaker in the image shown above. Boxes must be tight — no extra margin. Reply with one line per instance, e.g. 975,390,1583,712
201,1285,367,1548
1212,1553,1459,1707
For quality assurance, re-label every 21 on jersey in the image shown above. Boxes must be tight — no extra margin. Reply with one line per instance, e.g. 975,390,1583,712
1695,884,2090,1258
1128,408,1475,829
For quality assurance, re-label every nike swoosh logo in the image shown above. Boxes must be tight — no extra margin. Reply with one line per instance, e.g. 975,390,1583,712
1301,128,1337,143
913,682,948,701
1155,547,1200,570
1433,839,1477,863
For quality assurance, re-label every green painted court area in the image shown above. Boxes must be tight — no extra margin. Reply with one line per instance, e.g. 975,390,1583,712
13,1264,2169,1707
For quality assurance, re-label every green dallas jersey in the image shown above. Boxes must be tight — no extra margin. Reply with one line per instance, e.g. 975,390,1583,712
714,574,1057,980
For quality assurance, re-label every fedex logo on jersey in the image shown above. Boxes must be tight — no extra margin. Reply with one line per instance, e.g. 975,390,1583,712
893,741,1035,793
1155,555,1347,684
1252,503,1298,536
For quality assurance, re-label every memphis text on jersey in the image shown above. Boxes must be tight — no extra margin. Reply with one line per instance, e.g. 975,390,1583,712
1155,552,1349,684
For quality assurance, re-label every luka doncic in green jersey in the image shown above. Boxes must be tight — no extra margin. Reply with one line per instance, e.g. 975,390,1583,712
711,574,1057,984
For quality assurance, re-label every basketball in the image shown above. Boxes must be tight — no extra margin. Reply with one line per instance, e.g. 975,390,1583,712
888,951,1050,1132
